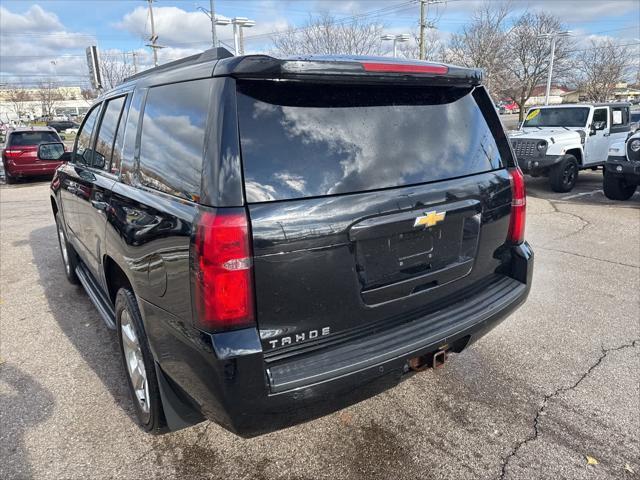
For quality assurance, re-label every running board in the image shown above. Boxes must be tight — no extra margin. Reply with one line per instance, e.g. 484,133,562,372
75,263,116,330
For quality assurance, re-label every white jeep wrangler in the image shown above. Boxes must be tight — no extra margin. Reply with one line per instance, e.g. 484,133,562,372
509,103,631,192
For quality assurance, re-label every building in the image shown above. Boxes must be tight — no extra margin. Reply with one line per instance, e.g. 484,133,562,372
0,86,92,122
526,85,571,106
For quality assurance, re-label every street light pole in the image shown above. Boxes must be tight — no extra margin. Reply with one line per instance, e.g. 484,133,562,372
231,17,255,55
381,34,410,58
539,31,571,105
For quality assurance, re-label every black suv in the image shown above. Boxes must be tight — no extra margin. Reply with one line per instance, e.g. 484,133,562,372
46,48,533,437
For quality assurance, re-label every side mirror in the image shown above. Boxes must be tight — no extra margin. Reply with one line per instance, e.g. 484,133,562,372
93,152,106,169
38,142,66,161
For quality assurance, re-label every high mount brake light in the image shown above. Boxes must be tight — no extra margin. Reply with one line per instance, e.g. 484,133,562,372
507,168,526,244
361,62,449,75
191,208,255,332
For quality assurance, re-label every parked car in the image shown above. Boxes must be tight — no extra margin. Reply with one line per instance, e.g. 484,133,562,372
1,127,65,183
509,103,631,192
46,48,533,437
47,120,80,132
603,131,640,200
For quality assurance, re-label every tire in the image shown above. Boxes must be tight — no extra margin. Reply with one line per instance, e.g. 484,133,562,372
115,288,166,433
550,155,579,193
4,170,16,184
55,212,79,284
603,171,637,201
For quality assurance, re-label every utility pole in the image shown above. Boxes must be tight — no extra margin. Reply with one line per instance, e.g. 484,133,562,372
132,51,138,73
419,0,426,60
538,31,571,105
198,4,230,48
146,0,160,67
209,0,217,47
419,0,443,60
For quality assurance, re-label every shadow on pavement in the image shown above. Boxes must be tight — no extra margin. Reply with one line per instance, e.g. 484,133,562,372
0,363,55,479
28,225,137,424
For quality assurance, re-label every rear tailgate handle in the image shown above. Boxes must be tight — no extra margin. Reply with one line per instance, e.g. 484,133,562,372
348,199,481,242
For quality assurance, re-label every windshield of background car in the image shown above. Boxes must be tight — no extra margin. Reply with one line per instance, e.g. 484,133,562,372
237,81,504,202
8,131,60,146
631,112,640,122
523,107,590,128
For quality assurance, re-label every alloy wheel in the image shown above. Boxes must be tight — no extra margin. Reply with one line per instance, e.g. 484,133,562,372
57,223,71,275
120,310,150,416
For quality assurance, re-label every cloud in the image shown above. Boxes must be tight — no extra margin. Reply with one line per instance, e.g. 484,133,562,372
114,6,224,46
114,5,288,53
0,5,95,84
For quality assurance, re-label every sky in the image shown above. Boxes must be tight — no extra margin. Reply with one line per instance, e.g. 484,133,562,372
0,0,639,87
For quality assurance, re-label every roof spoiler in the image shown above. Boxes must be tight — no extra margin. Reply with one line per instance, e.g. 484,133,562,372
214,55,483,86
122,47,234,84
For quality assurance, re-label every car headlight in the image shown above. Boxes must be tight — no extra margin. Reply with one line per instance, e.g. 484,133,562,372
536,140,547,151
630,139,640,152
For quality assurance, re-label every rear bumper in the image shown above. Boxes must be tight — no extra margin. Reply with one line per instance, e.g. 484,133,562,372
145,243,533,437
3,160,63,177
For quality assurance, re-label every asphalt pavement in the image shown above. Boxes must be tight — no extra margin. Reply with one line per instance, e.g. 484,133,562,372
1,173,638,480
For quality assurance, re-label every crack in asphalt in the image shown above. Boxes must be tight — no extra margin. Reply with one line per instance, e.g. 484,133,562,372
498,340,640,480
536,246,640,269
529,198,593,242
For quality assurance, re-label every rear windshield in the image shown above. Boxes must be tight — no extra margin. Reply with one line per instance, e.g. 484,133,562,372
9,131,59,146
237,81,504,202
523,107,590,128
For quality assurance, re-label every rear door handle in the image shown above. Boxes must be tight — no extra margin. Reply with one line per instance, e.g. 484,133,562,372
603,133,610,137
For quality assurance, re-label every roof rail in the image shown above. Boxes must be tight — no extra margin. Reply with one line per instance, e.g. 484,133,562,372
122,47,233,84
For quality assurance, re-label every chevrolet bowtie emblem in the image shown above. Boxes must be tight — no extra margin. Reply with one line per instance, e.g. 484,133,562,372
413,210,446,228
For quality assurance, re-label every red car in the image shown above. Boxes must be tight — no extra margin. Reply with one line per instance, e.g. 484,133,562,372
2,127,65,183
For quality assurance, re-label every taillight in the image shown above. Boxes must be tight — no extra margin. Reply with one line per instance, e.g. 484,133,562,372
191,208,255,332
361,62,449,74
508,168,526,244
3,149,24,157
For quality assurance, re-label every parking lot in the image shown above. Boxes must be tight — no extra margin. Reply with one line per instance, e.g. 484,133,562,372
0,173,638,480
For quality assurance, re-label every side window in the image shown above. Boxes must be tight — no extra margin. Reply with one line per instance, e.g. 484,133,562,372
611,107,624,126
92,96,126,172
138,79,211,201
592,108,608,125
74,105,101,164
120,89,145,185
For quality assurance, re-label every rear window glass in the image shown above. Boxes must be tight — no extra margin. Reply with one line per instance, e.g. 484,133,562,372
237,81,504,202
9,131,59,146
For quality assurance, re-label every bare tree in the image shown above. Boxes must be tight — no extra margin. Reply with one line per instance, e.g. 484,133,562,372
272,13,384,56
444,3,512,96
576,39,633,102
5,86,32,121
100,53,135,90
37,79,63,120
502,11,574,121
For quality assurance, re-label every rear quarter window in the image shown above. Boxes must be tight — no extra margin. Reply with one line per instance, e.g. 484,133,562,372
237,81,505,202
138,79,212,202
8,131,60,146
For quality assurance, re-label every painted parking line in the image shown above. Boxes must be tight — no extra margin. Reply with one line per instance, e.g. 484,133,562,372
561,189,603,200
